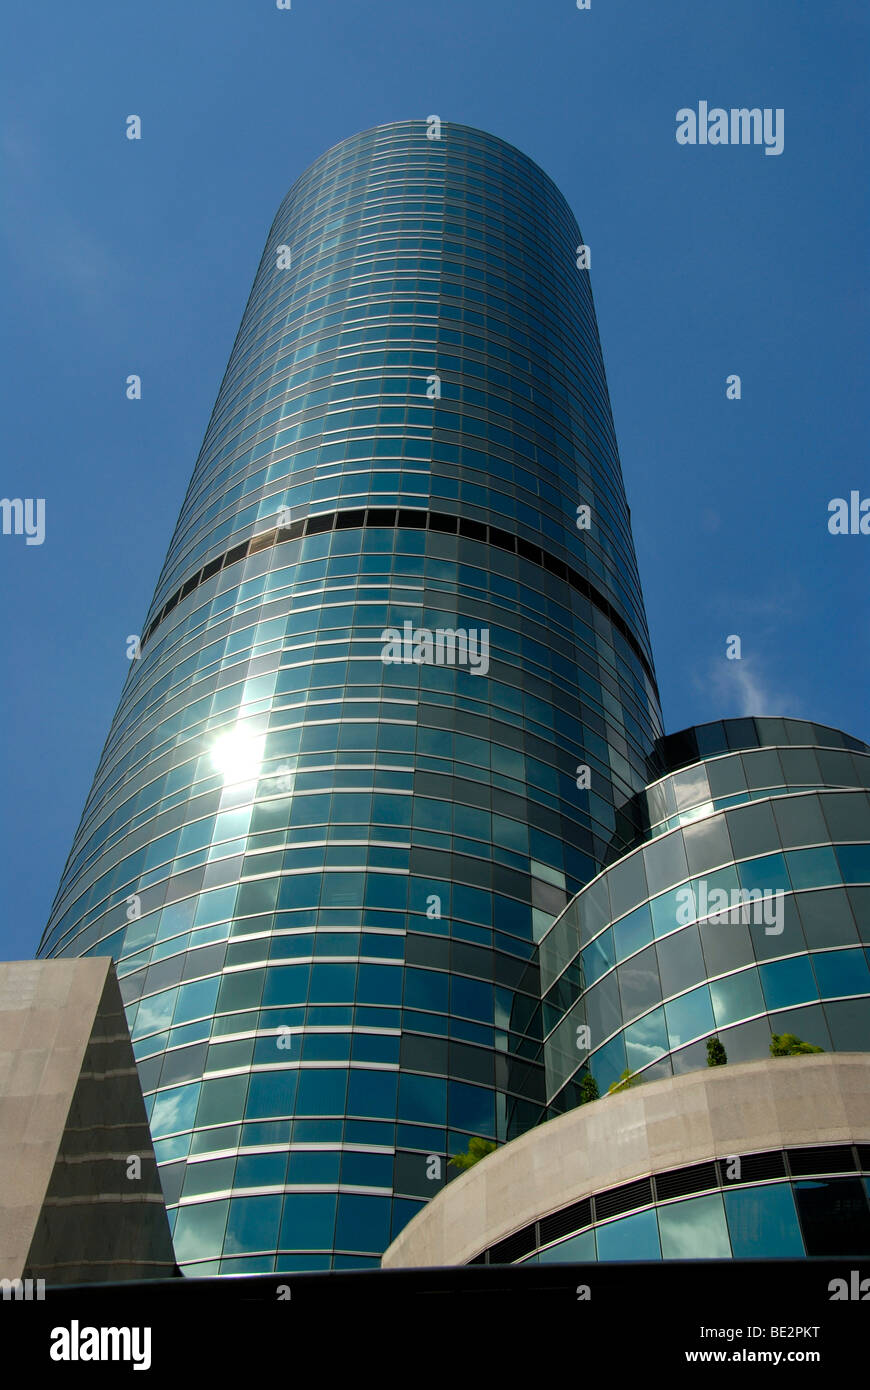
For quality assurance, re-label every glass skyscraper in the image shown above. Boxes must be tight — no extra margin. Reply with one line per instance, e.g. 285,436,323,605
37,121,664,1274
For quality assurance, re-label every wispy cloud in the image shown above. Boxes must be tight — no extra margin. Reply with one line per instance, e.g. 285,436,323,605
703,653,803,719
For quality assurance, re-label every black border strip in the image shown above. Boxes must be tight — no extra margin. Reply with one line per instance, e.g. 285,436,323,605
140,507,658,691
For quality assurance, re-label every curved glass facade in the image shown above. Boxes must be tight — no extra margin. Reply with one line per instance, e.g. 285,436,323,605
542,718,870,1108
37,122,662,1274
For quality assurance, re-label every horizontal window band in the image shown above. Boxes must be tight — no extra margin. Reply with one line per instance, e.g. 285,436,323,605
472,1143,869,1264
141,507,657,692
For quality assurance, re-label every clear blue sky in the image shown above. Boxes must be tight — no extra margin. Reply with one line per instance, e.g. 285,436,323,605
2,0,867,961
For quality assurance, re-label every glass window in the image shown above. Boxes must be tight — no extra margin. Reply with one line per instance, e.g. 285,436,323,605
398,1072,446,1125
724,1183,804,1257
449,1080,495,1134
664,985,715,1048
738,853,791,895
196,1073,248,1127
280,1193,336,1250
643,833,688,897
538,1229,595,1262
245,1069,297,1119
821,793,870,843
295,1068,348,1115
224,1195,283,1255
288,1151,340,1184
404,967,449,1012
235,1152,287,1188
595,1208,660,1261
835,844,870,884
682,815,732,876
335,1194,392,1252
624,1007,668,1072
759,955,818,1012
824,997,870,1050
584,973,622,1045
262,964,309,1006
341,1151,393,1187
613,903,653,960
617,944,661,1021
589,1032,627,1095
771,795,827,848
358,963,403,1005
727,803,781,859
150,1081,201,1136
706,755,747,799
785,847,841,891
812,948,870,999
699,917,754,977
671,766,711,812
709,967,764,1028
741,749,784,790
581,928,614,987
658,1193,730,1259
173,1199,230,1262
651,885,691,939
309,963,356,1003
657,925,706,998
793,1178,870,1256
605,853,647,920
797,888,860,949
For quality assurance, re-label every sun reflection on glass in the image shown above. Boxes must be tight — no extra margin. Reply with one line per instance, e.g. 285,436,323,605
210,725,265,785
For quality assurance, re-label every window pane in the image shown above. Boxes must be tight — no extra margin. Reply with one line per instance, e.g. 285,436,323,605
665,985,715,1048
759,956,818,1011
794,1178,870,1256
280,1193,336,1250
595,1208,660,1261
658,1193,730,1259
710,968,764,1028
538,1229,595,1262
724,1184,804,1257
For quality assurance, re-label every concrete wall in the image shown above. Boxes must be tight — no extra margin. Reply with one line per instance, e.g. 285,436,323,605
0,958,176,1282
382,1053,870,1267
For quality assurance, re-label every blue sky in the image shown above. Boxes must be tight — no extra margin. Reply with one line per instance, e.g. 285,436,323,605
1,0,867,960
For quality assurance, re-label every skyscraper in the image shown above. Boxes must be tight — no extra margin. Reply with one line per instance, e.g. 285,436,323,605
38,121,663,1274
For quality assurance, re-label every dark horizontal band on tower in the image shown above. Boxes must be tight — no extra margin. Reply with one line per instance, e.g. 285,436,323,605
142,507,658,690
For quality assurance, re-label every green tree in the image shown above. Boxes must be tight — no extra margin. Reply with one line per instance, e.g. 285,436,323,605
706,1036,728,1067
770,1032,825,1057
578,1073,600,1105
607,1068,636,1094
448,1137,497,1171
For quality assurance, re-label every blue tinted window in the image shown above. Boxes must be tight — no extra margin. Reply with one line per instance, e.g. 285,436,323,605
347,1068,398,1118
811,948,870,999
581,928,615,985
664,985,715,1048
398,1072,446,1125
224,1196,282,1255
785,847,840,891
596,1208,660,1261
449,1081,495,1135
613,903,653,960
295,1069,347,1115
759,956,818,1011
538,1229,595,1262
335,1194,391,1252
724,1184,804,1257
836,844,870,884
280,1193,336,1250
738,853,791,895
